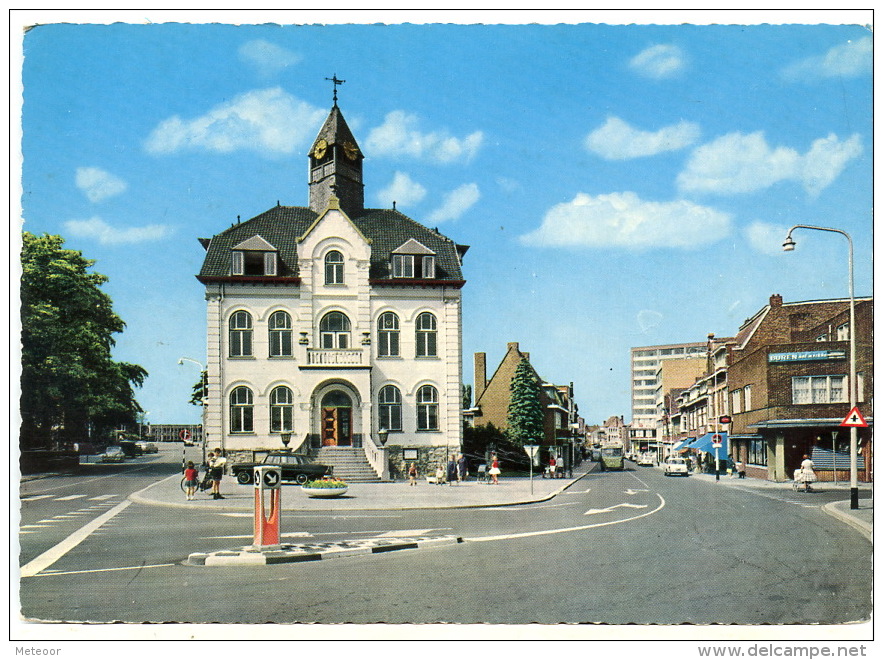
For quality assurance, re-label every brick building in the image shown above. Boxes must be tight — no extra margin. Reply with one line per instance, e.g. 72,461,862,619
472,342,579,450
727,294,873,482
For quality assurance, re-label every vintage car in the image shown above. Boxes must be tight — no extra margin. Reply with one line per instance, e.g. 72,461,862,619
98,446,126,463
663,457,690,476
230,452,333,485
637,452,656,466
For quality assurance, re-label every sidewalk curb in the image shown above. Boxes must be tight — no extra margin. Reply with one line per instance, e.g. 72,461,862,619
185,535,464,566
128,470,592,512
821,501,872,542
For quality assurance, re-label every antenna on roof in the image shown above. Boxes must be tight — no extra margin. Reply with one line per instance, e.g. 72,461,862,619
277,200,280,207
392,200,396,210
237,215,240,224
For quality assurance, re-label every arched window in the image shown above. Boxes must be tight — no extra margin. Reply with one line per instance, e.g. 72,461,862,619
229,386,254,433
325,250,344,285
229,311,253,357
269,386,293,432
319,311,351,349
268,311,292,357
378,384,402,432
415,312,437,357
416,384,439,431
377,312,400,357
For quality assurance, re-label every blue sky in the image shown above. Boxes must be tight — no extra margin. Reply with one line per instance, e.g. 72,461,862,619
15,11,873,428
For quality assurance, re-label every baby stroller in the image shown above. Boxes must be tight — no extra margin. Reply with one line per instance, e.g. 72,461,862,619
791,468,804,491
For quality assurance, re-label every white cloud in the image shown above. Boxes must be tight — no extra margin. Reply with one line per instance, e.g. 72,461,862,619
144,88,325,156
637,310,664,334
427,183,480,223
376,172,427,208
519,191,731,250
782,36,872,81
238,39,300,77
629,44,686,79
75,167,127,203
678,131,862,196
64,216,171,245
365,110,483,164
585,116,700,160
745,220,789,256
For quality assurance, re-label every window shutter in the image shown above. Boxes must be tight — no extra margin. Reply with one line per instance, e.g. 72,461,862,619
264,252,277,276
231,251,244,275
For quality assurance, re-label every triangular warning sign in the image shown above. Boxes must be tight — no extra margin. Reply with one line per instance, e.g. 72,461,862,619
840,406,868,428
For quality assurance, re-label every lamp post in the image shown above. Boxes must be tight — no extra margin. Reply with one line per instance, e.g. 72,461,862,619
178,357,208,466
783,224,859,509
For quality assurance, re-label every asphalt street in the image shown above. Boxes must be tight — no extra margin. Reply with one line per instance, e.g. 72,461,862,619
17,445,872,626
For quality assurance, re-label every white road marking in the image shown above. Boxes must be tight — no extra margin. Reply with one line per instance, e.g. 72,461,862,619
378,529,436,537
467,494,665,543
217,512,403,519
20,500,131,578
89,494,120,501
476,501,581,512
585,503,648,515
21,495,54,502
624,488,649,495
35,563,176,577
562,488,592,494
56,494,88,501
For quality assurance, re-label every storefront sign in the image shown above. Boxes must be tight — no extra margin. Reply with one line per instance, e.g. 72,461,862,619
768,350,846,363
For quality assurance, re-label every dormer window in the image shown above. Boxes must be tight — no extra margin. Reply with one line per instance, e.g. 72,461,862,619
231,235,278,276
391,239,436,280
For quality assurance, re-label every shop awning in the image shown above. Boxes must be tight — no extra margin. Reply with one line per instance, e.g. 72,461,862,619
671,439,692,451
690,431,728,455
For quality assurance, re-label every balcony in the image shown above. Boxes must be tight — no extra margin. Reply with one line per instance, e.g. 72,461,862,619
303,348,369,369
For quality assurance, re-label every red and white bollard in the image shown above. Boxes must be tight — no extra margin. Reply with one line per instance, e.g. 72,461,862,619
252,465,282,549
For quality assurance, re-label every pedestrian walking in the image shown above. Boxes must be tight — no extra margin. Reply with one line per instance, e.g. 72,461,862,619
209,449,227,499
488,453,501,485
549,455,557,479
183,461,198,500
736,460,746,479
408,462,418,486
447,456,458,485
799,454,817,492
457,453,468,483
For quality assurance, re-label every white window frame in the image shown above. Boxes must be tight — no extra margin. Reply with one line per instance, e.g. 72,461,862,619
231,251,244,275
325,250,344,285
731,389,742,414
268,311,293,357
415,312,438,357
229,311,253,357
378,384,403,432
264,252,277,276
416,384,439,431
421,255,435,279
269,386,293,433
836,323,850,341
392,254,414,278
791,375,847,404
377,312,400,357
230,386,254,433
743,384,752,411
319,311,351,349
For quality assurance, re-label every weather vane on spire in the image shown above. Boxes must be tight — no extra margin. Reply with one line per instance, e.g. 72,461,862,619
325,74,346,106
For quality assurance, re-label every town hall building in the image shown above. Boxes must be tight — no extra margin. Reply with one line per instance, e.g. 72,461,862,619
196,95,468,480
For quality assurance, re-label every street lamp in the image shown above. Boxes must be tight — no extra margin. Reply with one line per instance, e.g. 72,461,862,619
783,224,859,510
178,356,208,466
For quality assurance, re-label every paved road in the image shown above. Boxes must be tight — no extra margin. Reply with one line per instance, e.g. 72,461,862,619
17,450,871,626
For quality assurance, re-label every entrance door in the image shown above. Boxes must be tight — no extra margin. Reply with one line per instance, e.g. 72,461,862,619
320,391,352,446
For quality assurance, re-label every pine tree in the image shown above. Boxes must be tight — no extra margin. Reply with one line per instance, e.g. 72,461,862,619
507,357,544,446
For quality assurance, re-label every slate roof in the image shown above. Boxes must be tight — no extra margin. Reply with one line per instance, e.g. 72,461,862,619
198,204,466,283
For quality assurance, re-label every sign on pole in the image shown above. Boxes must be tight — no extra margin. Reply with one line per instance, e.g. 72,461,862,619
839,407,868,428
180,428,192,441
712,433,723,448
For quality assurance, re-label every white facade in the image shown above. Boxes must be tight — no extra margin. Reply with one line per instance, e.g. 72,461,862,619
202,203,463,459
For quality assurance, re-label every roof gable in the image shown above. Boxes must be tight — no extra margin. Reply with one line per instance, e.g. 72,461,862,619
392,238,435,255
233,235,277,251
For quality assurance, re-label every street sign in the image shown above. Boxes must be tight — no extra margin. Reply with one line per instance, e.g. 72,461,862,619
718,416,732,424
263,469,281,488
523,445,540,458
180,429,192,441
712,433,723,448
840,407,868,428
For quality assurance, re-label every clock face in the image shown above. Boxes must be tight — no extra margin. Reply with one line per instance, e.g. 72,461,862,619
343,141,359,160
313,138,328,160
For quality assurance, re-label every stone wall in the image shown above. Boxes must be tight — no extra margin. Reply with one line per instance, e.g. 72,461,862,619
386,445,457,481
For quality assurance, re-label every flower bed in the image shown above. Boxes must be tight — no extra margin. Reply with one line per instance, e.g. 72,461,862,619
302,478,349,498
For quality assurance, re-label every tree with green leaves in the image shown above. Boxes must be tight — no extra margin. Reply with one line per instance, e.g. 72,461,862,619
20,232,147,449
506,357,544,447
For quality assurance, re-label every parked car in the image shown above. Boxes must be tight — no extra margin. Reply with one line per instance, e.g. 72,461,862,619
135,441,158,454
118,440,144,457
663,457,689,476
230,452,333,485
99,446,126,463
637,452,656,466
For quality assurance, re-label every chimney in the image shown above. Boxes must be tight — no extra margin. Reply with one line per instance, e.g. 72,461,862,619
770,293,783,308
474,352,487,402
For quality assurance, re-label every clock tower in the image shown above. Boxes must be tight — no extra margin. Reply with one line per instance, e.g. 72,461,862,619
308,103,365,218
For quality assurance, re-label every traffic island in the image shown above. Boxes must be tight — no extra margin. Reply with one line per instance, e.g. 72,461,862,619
184,535,463,566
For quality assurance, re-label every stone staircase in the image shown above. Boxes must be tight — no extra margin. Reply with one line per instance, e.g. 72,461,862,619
313,446,382,483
